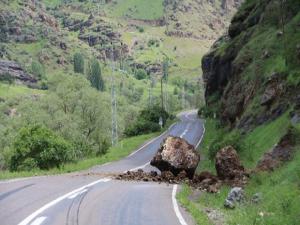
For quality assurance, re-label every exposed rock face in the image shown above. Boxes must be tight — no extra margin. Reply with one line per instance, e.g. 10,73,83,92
215,146,245,180
0,60,37,84
150,136,200,179
256,129,298,171
202,0,300,130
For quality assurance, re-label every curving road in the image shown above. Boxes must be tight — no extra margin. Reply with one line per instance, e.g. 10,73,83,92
0,110,204,225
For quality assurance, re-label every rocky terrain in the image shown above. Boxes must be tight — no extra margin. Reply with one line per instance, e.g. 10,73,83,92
202,0,300,130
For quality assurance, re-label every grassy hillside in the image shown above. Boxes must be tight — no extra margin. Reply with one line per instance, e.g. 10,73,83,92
109,0,164,20
180,0,300,224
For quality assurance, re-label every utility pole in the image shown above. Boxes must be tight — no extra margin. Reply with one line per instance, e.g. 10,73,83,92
110,44,118,146
182,84,185,109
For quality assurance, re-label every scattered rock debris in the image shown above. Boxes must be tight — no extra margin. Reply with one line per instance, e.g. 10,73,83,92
115,141,249,193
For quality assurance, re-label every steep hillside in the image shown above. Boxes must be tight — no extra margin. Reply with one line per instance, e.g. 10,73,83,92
182,1,300,224
165,0,242,40
202,0,300,130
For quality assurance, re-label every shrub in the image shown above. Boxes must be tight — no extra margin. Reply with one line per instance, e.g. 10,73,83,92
208,130,243,160
87,58,104,91
31,61,45,79
73,52,84,74
134,69,147,80
0,72,14,84
9,125,73,171
137,26,144,33
124,105,171,136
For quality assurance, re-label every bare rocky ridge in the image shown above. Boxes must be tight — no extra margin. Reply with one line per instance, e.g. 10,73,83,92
0,60,37,84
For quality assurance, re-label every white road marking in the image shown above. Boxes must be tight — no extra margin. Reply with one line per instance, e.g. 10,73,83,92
67,189,88,199
180,123,191,138
172,185,188,225
195,120,206,149
29,216,47,225
18,178,111,225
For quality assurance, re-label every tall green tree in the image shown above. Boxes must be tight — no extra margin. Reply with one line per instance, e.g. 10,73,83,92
87,58,104,91
73,53,84,74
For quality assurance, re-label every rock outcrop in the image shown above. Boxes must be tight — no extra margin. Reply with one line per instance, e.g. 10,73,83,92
150,136,200,179
202,0,300,130
0,60,37,84
256,129,299,171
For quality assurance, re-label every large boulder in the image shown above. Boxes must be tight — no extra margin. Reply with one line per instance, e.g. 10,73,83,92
215,146,245,180
150,136,200,179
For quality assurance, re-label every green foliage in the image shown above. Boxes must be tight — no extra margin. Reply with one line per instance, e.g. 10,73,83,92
73,52,85,74
0,72,15,84
137,26,144,33
134,68,147,80
208,130,243,160
30,61,45,79
10,125,73,171
124,105,171,136
87,58,104,91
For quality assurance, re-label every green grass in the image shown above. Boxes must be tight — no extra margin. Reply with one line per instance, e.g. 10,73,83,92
110,0,164,20
197,149,300,225
0,132,159,180
177,184,212,225
0,83,44,98
196,119,221,173
240,112,290,168
184,113,297,224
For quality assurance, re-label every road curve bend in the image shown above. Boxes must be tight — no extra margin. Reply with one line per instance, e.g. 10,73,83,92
0,110,205,225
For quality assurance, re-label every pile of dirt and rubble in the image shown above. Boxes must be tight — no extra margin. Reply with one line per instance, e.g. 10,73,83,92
115,136,249,193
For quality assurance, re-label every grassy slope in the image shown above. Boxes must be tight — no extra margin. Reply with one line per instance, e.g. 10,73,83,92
0,132,159,180
181,113,299,225
110,0,164,20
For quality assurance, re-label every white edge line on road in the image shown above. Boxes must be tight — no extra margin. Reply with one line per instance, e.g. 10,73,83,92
127,123,176,158
67,189,88,199
195,120,206,149
18,178,111,225
29,216,47,225
172,185,188,225
127,162,150,172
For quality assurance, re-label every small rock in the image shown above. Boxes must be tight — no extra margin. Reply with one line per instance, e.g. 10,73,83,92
252,193,262,204
224,199,235,209
224,187,244,209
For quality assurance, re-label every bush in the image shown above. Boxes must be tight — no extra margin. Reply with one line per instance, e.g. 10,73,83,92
134,69,147,80
9,125,73,171
73,53,84,74
124,119,161,136
208,130,243,160
124,105,171,136
0,72,14,84
31,61,45,79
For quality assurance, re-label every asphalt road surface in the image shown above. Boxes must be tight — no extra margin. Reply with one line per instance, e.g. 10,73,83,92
0,110,205,225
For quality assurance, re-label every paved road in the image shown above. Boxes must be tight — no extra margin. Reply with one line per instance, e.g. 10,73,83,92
0,110,205,225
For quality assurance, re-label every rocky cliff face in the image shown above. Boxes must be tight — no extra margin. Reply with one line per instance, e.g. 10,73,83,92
202,0,300,130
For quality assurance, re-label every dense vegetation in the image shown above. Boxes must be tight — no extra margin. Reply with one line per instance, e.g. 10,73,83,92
1,0,224,173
